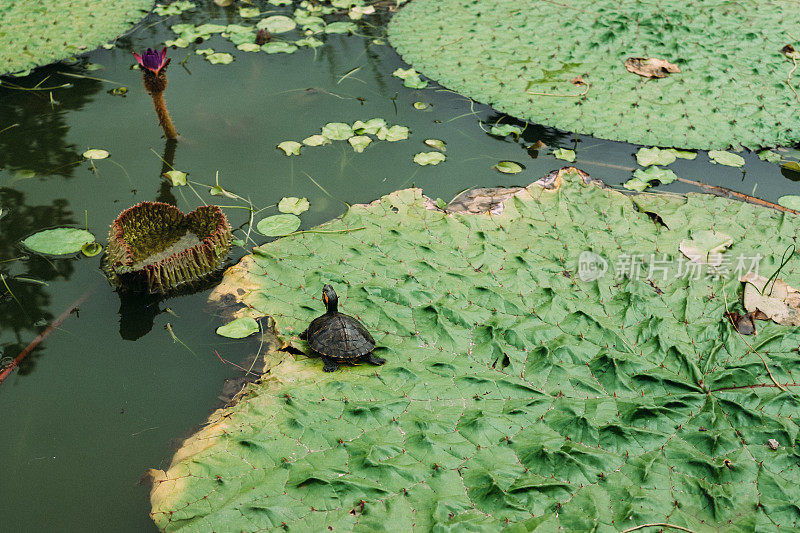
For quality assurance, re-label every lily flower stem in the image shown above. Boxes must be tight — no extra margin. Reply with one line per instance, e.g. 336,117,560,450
150,90,178,139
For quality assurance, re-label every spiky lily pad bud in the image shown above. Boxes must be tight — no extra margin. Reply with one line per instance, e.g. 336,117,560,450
103,201,232,294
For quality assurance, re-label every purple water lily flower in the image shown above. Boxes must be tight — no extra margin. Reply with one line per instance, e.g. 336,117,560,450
133,47,169,75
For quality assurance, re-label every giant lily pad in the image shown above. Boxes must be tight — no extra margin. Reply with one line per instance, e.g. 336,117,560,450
0,0,153,76
388,0,800,149
151,168,800,531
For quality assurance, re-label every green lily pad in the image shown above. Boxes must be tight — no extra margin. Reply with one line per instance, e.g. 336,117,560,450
0,0,154,76
277,141,302,156
552,148,575,162
238,6,260,17
205,52,234,65
667,148,697,160
490,124,523,138
295,36,324,48
778,195,800,210
83,149,109,160
424,139,446,151
623,166,678,191
388,0,800,149
494,161,523,174
236,43,262,52
163,170,187,186
321,122,355,141
22,228,95,256
261,41,298,54
278,197,310,215
256,214,301,237
392,67,428,89
636,147,676,167
413,101,429,110
151,169,800,531
758,150,782,163
216,317,259,339
376,125,410,142
352,118,387,135
324,21,357,34
303,134,331,146
413,152,446,165
708,150,746,167
348,135,372,153
257,15,297,33
81,242,103,257
154,1,194,15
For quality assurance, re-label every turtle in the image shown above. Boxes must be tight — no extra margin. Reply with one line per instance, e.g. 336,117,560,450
299,284,386,372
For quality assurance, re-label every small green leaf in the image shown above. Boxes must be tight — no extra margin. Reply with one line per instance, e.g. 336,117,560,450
163,170,187,186
209,185,237,198
413,152,446,165
708,150,745,167
778,195,800,210
165,38,190,48
236,43,262,52
278,197,310,215
303,134,331,146
424,139,446,151
392,67,428,89
622,176,651,191
635,147,676,167
435,198,447,209
195,48,214,56
277,141,302,155
494,161,523,174
205,52,234,65
413,102,429,110
552,148,576,162
256,15,296,33
295,36,324,48
261,41,298,54
666,148,697,160
758,150,782,163
490,124,522,138
625,166,678,191
324,21,357,34
81,242,102,257
83,149,109,160
376,125,409,142
321,122,355,140
782,161,800,172
22,228,95,256
231,239,245,247
257,214,301,236
216,317,259,338
238,6,260,17
348,135,372,153
352,118,386,135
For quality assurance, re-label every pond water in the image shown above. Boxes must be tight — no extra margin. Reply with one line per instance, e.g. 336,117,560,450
0,1,796,530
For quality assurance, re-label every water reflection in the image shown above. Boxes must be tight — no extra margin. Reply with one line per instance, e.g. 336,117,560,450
0,65,104,178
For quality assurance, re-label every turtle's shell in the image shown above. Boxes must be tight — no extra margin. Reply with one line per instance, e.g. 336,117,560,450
305,312,376,360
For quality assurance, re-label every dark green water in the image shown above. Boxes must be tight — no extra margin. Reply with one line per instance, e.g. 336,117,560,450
0,2,797,530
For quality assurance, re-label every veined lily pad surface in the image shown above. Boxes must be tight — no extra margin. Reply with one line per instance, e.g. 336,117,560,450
151,169,800,531
388,0,800,150
0,0,153,76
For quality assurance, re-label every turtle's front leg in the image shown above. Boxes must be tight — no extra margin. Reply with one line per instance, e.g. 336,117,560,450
367,354,386,366
321,356,340,372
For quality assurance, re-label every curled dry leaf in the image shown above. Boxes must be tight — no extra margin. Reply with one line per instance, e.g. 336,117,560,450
625,57,681,78
570,75,585,85
724,311,756,335
740,271,800,326
767,439,780,450
782,44,800,59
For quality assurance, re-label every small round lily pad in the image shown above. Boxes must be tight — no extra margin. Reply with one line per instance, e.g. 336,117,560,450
257,214,301,237
22,228,95,256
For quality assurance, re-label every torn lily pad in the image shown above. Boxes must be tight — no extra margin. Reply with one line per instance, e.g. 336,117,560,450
278,197,310,215
490,124,523,139
352,118,386,135
277,141,302,156
667,148,697,160
424,139,446,151
758,150,782,163
413,152,446,165
103,202,232,294
22,228,96,256
163,170,187,186
679,230,733,266
205,52,234,65
348,135,372,153
708,150,745,167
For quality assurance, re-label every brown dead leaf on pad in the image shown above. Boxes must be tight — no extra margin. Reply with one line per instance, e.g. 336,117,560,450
740,271,800,326
625,57,681,78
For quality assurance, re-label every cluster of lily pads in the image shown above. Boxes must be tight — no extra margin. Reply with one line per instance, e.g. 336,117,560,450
156,0,383,64
486,122,575,174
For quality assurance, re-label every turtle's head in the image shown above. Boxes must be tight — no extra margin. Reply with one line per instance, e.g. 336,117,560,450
322,284,338,314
